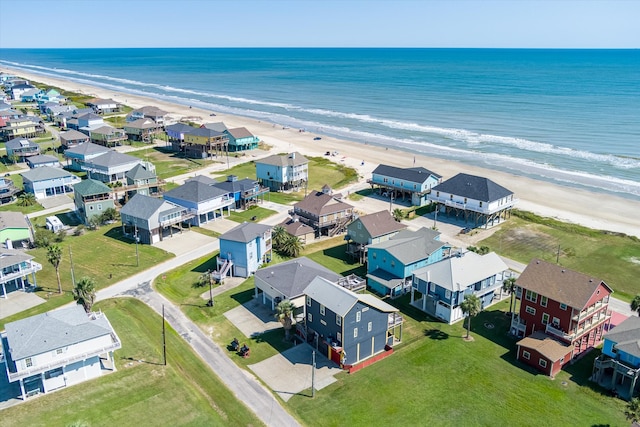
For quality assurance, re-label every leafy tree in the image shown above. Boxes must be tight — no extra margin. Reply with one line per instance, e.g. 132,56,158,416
100,207,120,223
72,277,96,313
47,244,63,294
34,228,55,248
195,270,212,288
87,216,100,230
392,208,404,222
626,397,640,422
55,228,67,243
275,300,296,341
271,225,287,251
503,277,517,314
280,234,304,258
17,192,37,206
631,295,640,316
9,153,20,164
460,294,482,339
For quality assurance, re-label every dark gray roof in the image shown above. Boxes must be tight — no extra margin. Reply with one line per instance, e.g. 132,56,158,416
368,227,443,265
6,138,38,150
372,165,441,183
604,316,640,359
255,257,341,299
27,154,60,165
213,177,258,193
220,222,271,243
21,166,73,182
64,142,110,157
125,164,156,181
120,193,166,220
77,113,102,121
4,305,115,360
0,249,34,269
59,129,90,141
90,151,140,168
186,175,217,185
432,173,513,202
189,127,226,138
202,122,228,132
164,180,229,203
166,123,197,133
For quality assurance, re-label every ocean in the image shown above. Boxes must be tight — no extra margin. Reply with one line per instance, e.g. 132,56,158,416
1,48,639,199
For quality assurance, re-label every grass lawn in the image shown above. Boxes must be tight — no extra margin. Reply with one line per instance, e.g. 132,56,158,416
0,298,263,427
477,210,640,301
0,201,44,215
0,224,173,329
128,146,216,179
227,206,278,223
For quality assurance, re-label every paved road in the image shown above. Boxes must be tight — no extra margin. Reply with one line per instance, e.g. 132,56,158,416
95,241,301,427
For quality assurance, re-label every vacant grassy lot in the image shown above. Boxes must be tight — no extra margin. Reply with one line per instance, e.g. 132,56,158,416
128,146,216,179
227,206,278,223
478,210,640,301
0,224,172,328
0,298,263,427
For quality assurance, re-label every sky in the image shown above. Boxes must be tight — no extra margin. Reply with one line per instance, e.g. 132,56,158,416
0,0,638,49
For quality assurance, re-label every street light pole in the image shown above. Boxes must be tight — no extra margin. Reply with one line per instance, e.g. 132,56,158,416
311,350,316,398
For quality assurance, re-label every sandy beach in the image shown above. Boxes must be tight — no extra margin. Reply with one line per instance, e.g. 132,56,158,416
5,66,640,238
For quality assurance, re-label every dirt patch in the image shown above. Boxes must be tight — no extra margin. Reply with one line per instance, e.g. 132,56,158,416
502,226,558,252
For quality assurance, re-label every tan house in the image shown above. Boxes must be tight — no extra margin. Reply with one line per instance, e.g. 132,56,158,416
291,186,354,237
123,118,163,142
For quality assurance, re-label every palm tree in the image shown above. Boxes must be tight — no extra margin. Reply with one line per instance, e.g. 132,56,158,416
460,294,482,339
626,397,640,422
392,208,404,222
72,277,96,313
271,225,287,251
17,192,36,207
631,295,640,316
47,244,63,294
275,299,296,341
503,277,517,314
281,234,304,258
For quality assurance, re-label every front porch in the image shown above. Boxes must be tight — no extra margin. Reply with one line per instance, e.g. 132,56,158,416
592,355,640,400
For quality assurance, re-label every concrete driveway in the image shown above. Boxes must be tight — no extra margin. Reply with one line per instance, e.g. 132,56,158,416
200,218,240,234
153,230,218,256
224,298,281,338
0,291,46,320
249,343,341,402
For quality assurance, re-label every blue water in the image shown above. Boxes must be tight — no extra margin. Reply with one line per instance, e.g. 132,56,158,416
1,48,639,199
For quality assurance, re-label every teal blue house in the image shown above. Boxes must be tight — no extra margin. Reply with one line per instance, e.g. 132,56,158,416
224,127,259,152
366,227,446,298
368,165,441,206
593,316,640,400
217,222,272,278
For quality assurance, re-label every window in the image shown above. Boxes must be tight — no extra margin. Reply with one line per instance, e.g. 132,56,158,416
552,317,560,327
464,197,467,204
354,328,358,338
391,261,395,268
336,315,341,326
306,296,311,307
356,311,361,322
429,282,435,293
560,303,567,310
89,205,94,210
368,322,372,332
44,367,63,379
56,348,63,355
320,319,327,326
97,204,103,211
479,201,483,208
542,313,550,325
308,313,312,322
372,252,377,259
539,359,547,368
540,296,548,307
436,191,440,197
525,290,538,303
525,306,536,315
337,332,341,342
320,304,325,316
445,290,451,299
522,350,530,360
25,358,33,367
450,195,453,200
357,222,361,230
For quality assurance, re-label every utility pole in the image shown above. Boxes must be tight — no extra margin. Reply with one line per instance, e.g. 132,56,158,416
162,304,167,366
311,350,316,398
134,224,139,267
207,269,214,307
433,204,438,229
69,246,76,287
556,244,561,264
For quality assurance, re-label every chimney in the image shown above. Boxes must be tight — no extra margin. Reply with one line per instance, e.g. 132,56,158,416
289,152,295,159
227,175,238,182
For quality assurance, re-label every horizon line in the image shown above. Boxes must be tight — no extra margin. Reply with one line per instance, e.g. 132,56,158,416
1,46,639,50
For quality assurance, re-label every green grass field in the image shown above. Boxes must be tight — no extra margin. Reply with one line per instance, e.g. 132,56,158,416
478,210,640,301
128,147,216,179
0,298,263,427
227,206,277,223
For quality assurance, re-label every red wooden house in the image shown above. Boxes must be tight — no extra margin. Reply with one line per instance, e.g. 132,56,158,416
511,259,613,376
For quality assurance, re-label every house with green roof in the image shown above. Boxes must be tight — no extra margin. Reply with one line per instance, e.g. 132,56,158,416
73,179,115,225
0,212,32,248
21,166,81,200
125,163,161,197
1,305,121,399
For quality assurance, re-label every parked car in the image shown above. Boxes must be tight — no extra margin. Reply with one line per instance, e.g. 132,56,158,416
461,227,472,234
313,136,322,140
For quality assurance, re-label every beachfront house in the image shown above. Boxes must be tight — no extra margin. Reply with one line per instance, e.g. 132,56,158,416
511,259,613,376
256,152,309,192
120,193,193,245
224,127,260,152
86,98,120,115
0,177,20,205
254,257,342,311
125,164,161,197
345,210,407,263
5,138,41,162
26,155,61,169
127,106,168,125
593,316,640,400
165,123,197,152
20,88,43,103
9,83,36,100
64,142,110,171
201,122,228,132
163,180,234,226
81,151,144,184
368,165,442,206
291,187,353,237
301,276,403,370
0,249,42,298
1,305,121,399
59,129,90,149
123,118,164,142
0,212,32,249
212,175,269,209
366,227,446,298
21,167,81,200
216,222,272,278
73,179,115,225
410,251,509,324
428,173,517,229
37,89,64,104
182,127,228,159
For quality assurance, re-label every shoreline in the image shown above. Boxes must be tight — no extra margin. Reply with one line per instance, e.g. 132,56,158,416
5,66,640,239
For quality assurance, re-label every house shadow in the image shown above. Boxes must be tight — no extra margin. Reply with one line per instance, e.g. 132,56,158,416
121,356,164,366
103,226,133,244
231,288,257,306
191,257,217,274
464,309,515,351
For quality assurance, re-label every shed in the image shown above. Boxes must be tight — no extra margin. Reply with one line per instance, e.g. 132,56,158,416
45,216,64,232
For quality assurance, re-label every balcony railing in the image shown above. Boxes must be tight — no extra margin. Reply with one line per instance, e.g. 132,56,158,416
573,301,605,321
429,196,518,214
545,323,573,341
0,262,43,284
388,312,404,328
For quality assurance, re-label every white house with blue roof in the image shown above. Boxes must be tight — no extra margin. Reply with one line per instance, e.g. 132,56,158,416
411,251,509,324
163,179,234,226
217,222,272,278
1,305,121,399
428,173,517,228
368,164,442,206
366,227,446,298
21,166,81,200
120,193,192,244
